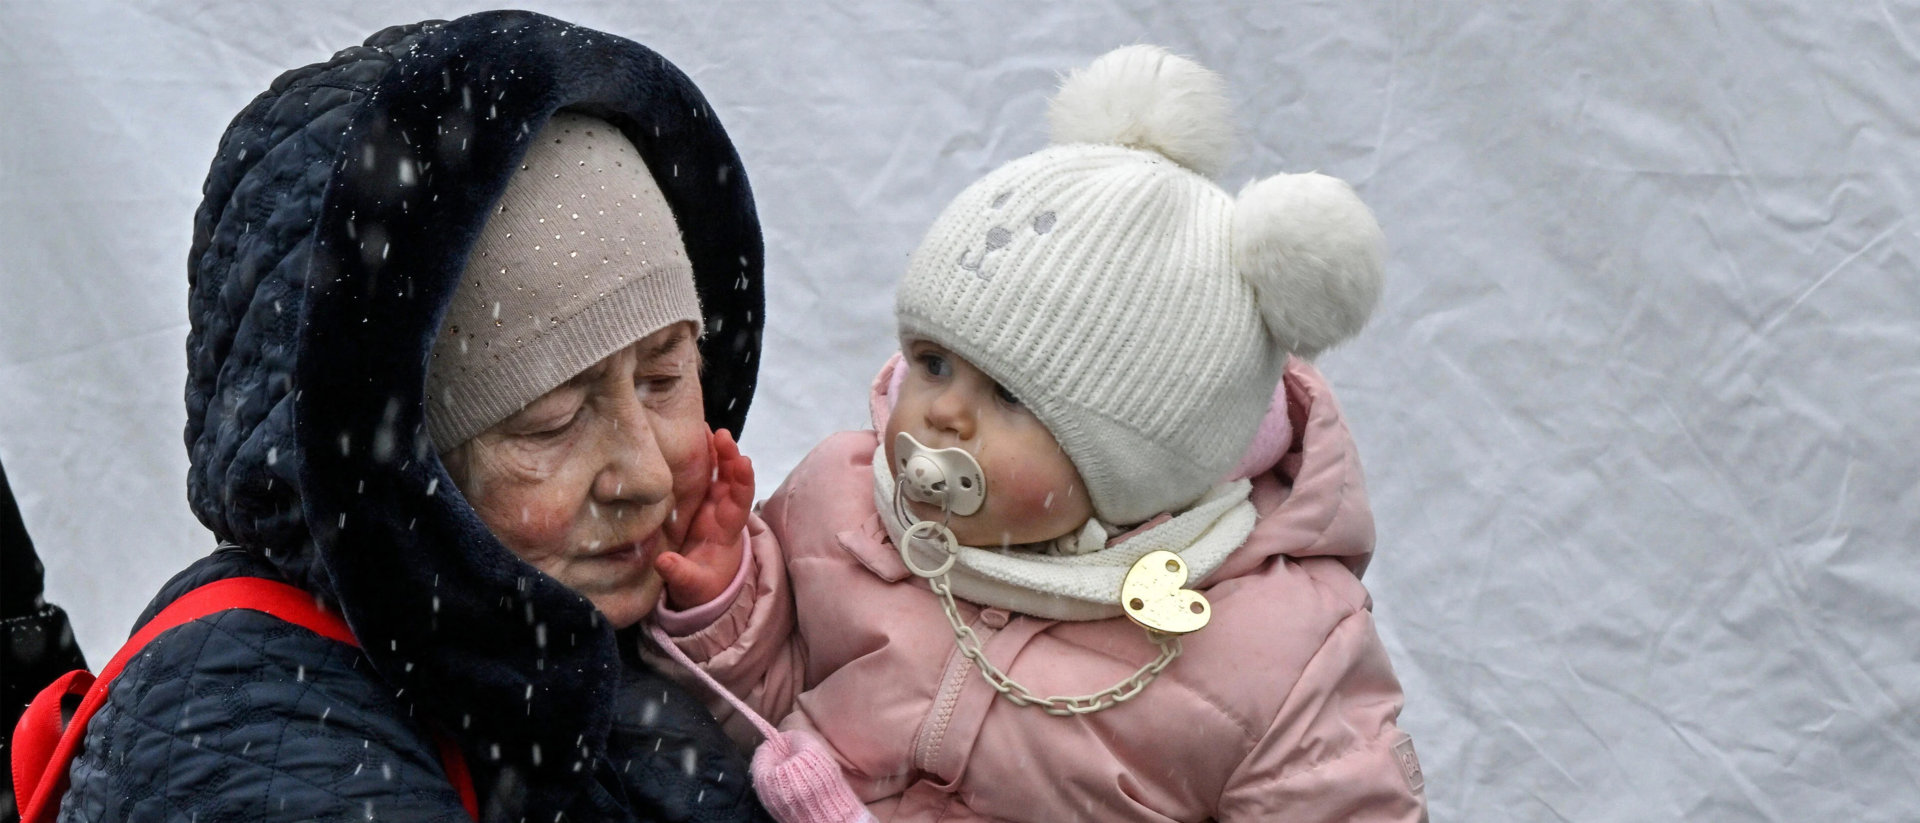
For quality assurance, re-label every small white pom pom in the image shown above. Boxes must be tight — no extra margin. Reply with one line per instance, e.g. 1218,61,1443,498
1048,45,1233,178
1234,173,1386,358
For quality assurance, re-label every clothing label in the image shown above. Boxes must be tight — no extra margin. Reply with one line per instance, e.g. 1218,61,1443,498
1394,736,1425,795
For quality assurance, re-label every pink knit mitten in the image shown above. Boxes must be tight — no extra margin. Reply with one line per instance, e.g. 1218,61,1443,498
647,624,876,823
751,728,877,823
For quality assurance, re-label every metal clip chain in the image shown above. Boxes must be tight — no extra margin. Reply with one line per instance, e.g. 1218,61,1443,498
895,485,1181,717
926,571,1181,716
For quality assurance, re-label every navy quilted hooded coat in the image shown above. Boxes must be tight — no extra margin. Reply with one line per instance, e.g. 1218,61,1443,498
60,13,771,823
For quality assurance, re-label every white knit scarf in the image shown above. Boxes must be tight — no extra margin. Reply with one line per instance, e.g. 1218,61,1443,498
871,445,1257,621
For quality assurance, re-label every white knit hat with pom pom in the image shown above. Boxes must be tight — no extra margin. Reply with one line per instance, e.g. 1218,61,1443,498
895,45,1385,525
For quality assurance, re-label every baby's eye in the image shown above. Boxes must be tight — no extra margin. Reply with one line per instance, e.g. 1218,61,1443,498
994,383,1020,407
918,352,950,378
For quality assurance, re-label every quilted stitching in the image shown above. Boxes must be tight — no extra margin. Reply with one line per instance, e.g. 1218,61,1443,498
61,576,772,822
183,30,394,578
61,609,467,823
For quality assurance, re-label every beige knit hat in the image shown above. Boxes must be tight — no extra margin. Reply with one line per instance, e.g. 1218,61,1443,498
426,112,703,450
896,45,1387,525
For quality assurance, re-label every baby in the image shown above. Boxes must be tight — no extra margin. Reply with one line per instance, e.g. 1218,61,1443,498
654,46,1426,823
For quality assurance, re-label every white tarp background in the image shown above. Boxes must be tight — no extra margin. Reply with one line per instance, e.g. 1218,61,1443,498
3,1,1915,819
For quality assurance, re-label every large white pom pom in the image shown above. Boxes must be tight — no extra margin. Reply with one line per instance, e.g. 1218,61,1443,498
1048,45,1233,178
1235,173,1386,358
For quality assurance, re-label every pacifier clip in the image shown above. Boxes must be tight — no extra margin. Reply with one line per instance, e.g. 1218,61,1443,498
890,432,1210,716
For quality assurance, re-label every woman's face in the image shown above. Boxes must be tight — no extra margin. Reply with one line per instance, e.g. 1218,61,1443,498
444,322,711,628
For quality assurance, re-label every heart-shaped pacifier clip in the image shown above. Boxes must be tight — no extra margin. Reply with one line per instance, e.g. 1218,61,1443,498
1120,550,1211,635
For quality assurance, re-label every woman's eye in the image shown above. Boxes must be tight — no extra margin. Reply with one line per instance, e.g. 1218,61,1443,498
638,375,681,397
994,383,1020,406
918,353,950,378
530,411,577,437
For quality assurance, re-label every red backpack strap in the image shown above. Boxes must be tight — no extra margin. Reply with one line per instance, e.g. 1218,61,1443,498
11,577,478,823
432,724,482,816
9,669,94,812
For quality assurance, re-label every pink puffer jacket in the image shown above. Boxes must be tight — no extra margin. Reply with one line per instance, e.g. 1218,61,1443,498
666,359,1426,822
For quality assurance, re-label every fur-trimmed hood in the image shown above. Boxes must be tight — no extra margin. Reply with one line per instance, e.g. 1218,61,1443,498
182,12,762,818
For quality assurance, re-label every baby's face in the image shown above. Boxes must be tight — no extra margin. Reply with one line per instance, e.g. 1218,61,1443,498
884,340,1094,547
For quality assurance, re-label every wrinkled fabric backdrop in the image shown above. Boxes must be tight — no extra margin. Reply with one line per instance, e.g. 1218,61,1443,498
2,2,1915,820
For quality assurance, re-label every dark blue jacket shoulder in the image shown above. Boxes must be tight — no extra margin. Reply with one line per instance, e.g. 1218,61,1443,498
64,551,769,822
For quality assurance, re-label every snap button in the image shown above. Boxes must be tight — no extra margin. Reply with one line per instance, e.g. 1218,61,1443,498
980,608,1010,629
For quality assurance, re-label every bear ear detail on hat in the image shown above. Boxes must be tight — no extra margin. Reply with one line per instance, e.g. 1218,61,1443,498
1234,172,1386,358
1048,44,1234,179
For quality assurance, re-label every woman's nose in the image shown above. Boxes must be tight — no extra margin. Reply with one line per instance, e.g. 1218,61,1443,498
924,386,977,441
593,397,673,507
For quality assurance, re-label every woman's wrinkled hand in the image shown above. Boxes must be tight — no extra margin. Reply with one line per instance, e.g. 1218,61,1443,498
656,428,754,610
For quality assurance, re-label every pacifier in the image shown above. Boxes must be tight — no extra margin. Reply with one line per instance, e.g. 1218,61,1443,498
893,432,986,517
892,432,987,579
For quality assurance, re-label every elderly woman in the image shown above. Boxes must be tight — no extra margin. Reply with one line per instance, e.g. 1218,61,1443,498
52,13,772,822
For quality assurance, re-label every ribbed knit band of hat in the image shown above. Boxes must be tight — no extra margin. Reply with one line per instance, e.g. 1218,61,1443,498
895,45,1388,526
426,112,703,451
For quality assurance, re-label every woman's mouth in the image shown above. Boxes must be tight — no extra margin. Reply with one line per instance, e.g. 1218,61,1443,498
582,532,658,564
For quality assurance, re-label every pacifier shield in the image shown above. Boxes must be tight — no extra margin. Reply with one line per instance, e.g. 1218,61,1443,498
893,432,987,516
1121,550,1211,635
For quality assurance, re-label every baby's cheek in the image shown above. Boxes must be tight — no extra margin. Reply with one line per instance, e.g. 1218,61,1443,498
985,461,1089,543
992,468,1066,520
